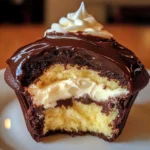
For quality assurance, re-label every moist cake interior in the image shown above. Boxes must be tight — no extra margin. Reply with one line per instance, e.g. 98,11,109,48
27,64,129,139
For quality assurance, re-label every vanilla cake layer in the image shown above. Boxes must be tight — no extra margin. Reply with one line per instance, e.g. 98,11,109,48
25,64,129,139
34,64,122,90
27,64,129,108
43,101,118,139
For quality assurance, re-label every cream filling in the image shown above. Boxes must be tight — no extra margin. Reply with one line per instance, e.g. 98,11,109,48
28,78,129,109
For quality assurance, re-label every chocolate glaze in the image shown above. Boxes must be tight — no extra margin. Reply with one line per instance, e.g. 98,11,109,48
6,32,149,94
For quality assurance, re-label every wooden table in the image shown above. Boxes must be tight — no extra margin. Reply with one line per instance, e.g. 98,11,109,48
0,24,150,69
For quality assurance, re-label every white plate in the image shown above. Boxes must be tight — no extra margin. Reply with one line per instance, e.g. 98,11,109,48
0,69,150,150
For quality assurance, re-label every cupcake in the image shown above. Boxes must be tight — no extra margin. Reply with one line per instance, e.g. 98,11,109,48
5,2,149,142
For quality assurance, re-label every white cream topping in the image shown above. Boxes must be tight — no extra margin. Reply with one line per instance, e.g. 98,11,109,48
28,78,129,109
45,2,112,39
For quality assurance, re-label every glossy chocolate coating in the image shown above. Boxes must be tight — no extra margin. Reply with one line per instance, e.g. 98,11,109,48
6,32,149,94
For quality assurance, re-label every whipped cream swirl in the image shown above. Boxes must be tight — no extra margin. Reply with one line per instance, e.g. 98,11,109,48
45,2,113,39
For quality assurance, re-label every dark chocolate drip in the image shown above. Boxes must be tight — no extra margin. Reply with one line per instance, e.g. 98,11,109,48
6,32,149,94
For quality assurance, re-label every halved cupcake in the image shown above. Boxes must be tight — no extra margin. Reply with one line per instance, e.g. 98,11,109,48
5,2,149,142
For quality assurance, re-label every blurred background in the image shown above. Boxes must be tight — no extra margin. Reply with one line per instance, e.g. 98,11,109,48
0,0,150,69
1,0,150,25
